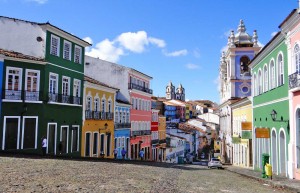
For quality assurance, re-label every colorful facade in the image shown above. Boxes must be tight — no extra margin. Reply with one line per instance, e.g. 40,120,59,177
151,109,159,161
0,17,90,157
114,99,131,159
81,76,118,158
231,97,253,168
250,31,289,177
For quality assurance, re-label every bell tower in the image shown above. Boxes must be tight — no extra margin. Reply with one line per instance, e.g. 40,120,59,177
166,81,175,100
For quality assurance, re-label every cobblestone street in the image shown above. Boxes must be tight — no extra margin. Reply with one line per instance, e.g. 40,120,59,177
0,157,294,193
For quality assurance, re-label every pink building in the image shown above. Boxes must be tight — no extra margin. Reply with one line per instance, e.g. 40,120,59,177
283,8,300,180
129,69,152,160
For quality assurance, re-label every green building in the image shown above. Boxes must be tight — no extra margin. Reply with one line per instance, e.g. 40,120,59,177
0,16,90,157
250,31,289,177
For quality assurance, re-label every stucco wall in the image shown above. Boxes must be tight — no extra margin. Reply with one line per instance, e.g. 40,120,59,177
0,17,46,58
85,56,130,102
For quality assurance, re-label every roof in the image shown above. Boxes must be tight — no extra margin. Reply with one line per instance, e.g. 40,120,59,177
0,16,91,47
84,76,119,91
116,99,131,105
0,49,44,61
278,9,297,28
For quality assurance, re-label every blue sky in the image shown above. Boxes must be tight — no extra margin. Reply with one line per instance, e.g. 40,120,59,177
0,0,296,103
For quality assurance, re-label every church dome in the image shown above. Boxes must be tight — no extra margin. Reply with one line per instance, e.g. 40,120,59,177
234,20,253,47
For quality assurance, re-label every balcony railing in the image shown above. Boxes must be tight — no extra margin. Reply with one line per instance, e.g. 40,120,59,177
131,130,151,137
128,83,153,94
3,90,42,101
159,139,166,144
85,111,114,120
48,92,81,105
115,122,131,129
289,72,300,90
151,139,159,144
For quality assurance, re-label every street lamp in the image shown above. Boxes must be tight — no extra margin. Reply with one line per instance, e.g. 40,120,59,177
270,109,277,121
99,123,108,133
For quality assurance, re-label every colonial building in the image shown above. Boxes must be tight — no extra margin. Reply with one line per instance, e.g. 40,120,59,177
250,31,289,177
82,76,118,158
283,8,300,180
166,81,185,101
84,56,152,160
219,20,261,163
0,16,90,156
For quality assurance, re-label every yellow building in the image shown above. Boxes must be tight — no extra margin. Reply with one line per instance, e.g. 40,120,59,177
158,116,166,161
230,97,252,168
81,76,119,158
185,103,191,120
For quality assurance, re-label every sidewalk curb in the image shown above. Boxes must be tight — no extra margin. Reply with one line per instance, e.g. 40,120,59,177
225,167,300,193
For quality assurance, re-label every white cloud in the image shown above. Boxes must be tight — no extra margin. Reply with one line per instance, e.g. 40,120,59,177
164,49,187,57
193,48,200,58
186,63,199,70
85,31,166,62
85,39,124,63
148,37,166,48
271,31,278,37
26,0,48,4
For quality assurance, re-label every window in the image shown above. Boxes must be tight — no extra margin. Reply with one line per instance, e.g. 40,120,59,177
102,98,106,112
60,126,69,153
108,100,112,113
21,117,38,149
122,111,126,123
126,112,129,123
85,132,91,157
270,61,276,89
295,44,300,73
63,40,72,60
62,76,70,103
74,45,82,64
278,54,284,86
86,96,92,110
240,56,250,74
49,73,58,101
115,110,119,123
94,97,100,112
50,34,60,56
100,134,105,154
5,67,22,100
25,69,40,101
71,126,79,152
73,79,81,105
263,65,268,92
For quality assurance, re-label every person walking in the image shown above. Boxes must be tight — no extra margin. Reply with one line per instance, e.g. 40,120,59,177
113,148,118,160
41,136,47,156
139,149,144,161
121,148,127,160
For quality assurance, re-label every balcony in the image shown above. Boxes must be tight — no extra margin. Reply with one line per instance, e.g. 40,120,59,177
85,111,114,120
48,92,81,105
131,130,151,137
3,90,42,101
128,83,153,94
159,139,166,144
151,139,159,144
115,122,131,129
289,72,300,90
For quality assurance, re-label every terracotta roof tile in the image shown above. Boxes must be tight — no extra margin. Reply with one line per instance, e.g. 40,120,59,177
84,76,119,91
0,49,44,61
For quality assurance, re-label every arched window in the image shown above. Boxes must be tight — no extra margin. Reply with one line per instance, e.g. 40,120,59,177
258,70,262,94
263,65,268,92
126,111,129,123
108,100,112,113
101,98,106,112
295,44,300,73
86,96,92,110
240,56,250,74
277,54,284,86
115,109,119,123
94,97,100,112
253,73,257,96
270,60,276,89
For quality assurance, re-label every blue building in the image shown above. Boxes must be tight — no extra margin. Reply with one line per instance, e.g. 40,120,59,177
114,99,131,159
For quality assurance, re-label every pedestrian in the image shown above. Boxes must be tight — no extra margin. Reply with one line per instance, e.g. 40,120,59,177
41,136,47,156
121,148,127,160
139,149,144,161
113,148,118,160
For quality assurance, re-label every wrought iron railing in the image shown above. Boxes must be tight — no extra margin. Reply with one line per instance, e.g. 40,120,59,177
159,139,166,144
48,92,81,105
115,122,131,129
128,83,153,94
85,111,114,120
3,90,43,101
151,139,159,144
289,72,300,90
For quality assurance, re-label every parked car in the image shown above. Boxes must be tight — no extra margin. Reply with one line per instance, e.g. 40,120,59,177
208,158,222,169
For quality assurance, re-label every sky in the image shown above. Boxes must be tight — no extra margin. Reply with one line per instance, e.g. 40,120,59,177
0,0,296,103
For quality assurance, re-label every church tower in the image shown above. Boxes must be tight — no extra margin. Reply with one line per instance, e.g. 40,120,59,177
166,81,175,100
176,83,185,101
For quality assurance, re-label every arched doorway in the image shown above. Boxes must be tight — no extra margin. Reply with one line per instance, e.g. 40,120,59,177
279,130,286,176
271,129,277,174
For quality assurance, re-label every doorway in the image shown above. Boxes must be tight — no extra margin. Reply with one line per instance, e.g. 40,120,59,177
47,123,57,155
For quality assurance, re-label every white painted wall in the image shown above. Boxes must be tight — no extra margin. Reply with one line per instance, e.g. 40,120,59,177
198,113,220,124
85,56,130,102
0,17,46,58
